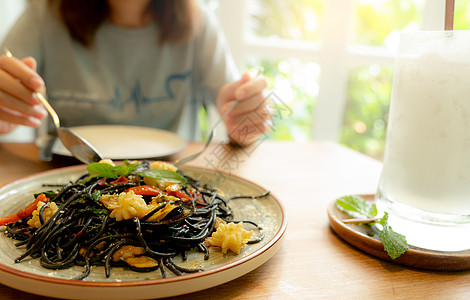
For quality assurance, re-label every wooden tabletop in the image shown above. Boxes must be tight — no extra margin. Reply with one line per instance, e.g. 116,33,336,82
0,141,467,299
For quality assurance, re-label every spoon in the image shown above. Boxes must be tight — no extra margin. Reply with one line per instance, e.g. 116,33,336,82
5,50,103,164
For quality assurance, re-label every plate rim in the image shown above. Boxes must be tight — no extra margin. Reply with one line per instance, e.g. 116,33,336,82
36,125,188,159
0,165,287,289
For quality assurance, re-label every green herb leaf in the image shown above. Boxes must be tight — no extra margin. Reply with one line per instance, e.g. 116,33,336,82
34,190,59,201
336,195,378,218
83,190,110,216
335,195,408,260
86,162,140,178
79,206,110,216
90,207,110,216
91,190,102,202
138,168,186,183
378,212,408,259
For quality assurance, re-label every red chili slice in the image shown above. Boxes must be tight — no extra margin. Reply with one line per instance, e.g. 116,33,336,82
0,193,49,226
167,190,191,200
111,176,128,185
126,185,162,196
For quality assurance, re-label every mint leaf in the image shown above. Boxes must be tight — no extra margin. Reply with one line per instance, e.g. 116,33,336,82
336,195,408,259
87,162,140,178
86,163,117,178
378,212,408,259
336,195,378,218
138,168,186,183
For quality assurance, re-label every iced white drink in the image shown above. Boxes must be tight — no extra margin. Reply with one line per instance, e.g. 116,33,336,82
376,31,470,251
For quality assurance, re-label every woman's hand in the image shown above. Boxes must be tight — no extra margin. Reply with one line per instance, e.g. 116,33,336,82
216,73,271,146
0,54,47,134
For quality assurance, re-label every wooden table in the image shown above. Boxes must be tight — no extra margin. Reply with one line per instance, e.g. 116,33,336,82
0,141,467,300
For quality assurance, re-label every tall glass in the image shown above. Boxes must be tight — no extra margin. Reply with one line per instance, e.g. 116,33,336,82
376,31,470,251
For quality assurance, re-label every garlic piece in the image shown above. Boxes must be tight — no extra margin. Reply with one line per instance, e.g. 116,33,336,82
27,201,59,228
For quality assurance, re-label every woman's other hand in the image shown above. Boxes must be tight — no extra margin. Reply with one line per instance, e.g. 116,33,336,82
0,54,47,134
216,73,271,146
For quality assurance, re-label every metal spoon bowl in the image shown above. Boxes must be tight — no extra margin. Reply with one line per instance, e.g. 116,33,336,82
57,127,103,164
35,92,104,164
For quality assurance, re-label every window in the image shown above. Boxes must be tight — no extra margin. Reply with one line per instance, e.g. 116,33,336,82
0,0,30,142
0,0,26,42
215,0,470,159
2,0,470,149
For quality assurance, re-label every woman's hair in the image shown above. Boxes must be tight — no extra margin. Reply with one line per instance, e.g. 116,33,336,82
48,0,200,47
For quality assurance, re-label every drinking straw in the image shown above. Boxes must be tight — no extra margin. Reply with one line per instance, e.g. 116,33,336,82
445,0,455,30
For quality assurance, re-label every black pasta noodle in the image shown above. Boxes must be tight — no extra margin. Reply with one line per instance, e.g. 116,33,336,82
3,161,266,280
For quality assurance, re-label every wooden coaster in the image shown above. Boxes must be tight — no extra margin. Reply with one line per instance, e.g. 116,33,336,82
327,194,470,271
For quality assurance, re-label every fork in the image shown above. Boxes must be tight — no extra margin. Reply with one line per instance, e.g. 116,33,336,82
173,99,239,167
174,68,264,167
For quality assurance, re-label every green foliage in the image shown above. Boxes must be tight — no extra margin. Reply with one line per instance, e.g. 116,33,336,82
378,212,408,259
246,57,317,141
248,0,325,42
340,65,393,160
344,1,470,160
197,105,209,140
454,0,470,30
336,195,378,218
355,0,422,46
206,0,470,159
86,162,139,179
86,161,185,183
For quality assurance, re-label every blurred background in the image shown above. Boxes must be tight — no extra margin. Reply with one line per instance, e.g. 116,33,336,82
1,0,470,159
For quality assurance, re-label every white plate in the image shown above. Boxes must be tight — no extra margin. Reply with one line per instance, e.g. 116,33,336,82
36,125,187,160
0,166,286,300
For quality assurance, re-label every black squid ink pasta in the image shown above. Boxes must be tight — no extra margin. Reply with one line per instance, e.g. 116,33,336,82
1,160,267,280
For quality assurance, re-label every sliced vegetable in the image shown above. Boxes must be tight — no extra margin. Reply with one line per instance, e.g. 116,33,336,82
111,176,128,185
0,214,22,227
125,185,162,196
0,193,49,226
17,193,49,219
167,190,191,200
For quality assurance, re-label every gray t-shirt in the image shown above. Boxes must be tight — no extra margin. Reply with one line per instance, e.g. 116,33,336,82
1,0,238,140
